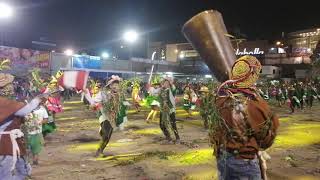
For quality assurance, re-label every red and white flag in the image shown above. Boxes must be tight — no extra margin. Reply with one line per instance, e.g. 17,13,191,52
59,71,89,90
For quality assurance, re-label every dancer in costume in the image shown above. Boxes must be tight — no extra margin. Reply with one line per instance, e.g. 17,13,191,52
294,82,306,110
288,84,299,113
145,81,161,123
88,80,103,117
0,72,48,179
85,75,129,157
25,98,49,165
131,80,141,112
275,84,285,107
183,85,197,118
183,10,280,178
257,82,270,100
306,83,318,109
281,83,289,103
198,86,212,129
211,56,279,179
42,77,62,137
159,78,180,144
183,85,193,118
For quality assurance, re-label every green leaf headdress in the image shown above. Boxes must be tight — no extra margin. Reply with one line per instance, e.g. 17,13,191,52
151,75,161,85
0,59,11,71
31,68,48,89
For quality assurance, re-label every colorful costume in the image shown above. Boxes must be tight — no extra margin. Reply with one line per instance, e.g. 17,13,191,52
85,75,129,157
275,86,285,106
182,11,279,180
25,104,48,165
293,84,305,110
159,79,180,143
42,75,63,137
131,81,141,112
198,86,212,129
183,87,192,111
183,86,197,118
306,84,318,108
146,83,161,122
211,56,279,180
0,72,43,179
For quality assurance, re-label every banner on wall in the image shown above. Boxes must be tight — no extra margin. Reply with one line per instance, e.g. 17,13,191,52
0,46,50,75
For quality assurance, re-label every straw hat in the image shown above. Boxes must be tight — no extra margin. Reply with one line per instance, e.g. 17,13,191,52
231,55,262,88
199,86,209,93
0,73,14,88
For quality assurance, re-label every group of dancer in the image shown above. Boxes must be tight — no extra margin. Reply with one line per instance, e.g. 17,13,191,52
83,71,320,161
83,75,182,158
1,59,319,179
81,54,281,179
257,81,320,113
0,64,64,179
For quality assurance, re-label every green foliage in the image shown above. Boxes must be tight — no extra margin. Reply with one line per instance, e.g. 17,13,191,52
206,80,219,92
31,68,48,89
207,100,222,145
131,77,142,87
0,59,11,71
151,74,161,85
120,79,131,92
89,79,98,89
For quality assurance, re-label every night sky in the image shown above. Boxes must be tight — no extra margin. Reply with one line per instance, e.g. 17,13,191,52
2,0,320,54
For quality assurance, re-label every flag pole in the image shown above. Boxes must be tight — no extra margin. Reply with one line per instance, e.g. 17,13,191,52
148,52,157,84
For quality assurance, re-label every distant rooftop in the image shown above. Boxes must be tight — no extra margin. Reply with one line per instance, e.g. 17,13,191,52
288,27,320,38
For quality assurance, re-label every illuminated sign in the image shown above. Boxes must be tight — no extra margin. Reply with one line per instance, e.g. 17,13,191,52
180,50,199,58
235,48,264,55
73,55,101,69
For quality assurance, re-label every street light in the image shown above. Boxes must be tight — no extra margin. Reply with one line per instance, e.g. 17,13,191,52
0,2,13,18
64,49,74,56
123,30,138,43
101,52,110,59
276,41,281,46
179,52,185,59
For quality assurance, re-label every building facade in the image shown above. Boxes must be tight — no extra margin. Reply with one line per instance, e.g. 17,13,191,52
287,27,320,50
148,27,320,79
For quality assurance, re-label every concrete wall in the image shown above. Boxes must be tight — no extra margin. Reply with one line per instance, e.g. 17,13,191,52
261,66,281,78
295,69,308,79
50,53,71,74
166,44,178,62
265,53,311,65
50,53,178,75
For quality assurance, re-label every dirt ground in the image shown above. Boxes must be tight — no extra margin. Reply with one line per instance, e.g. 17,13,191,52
30,97,320,180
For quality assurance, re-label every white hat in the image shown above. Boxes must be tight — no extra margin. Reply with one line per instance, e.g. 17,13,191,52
106,75,122,87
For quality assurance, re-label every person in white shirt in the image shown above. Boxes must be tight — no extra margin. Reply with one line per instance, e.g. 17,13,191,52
0,72,49,179
25,100,49,165
84,75,130,157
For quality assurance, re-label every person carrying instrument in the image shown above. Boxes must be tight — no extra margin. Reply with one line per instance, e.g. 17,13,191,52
182,10,280,180
212,55,279,180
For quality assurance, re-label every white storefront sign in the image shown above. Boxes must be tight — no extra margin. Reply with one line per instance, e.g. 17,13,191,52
235,48,264,55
